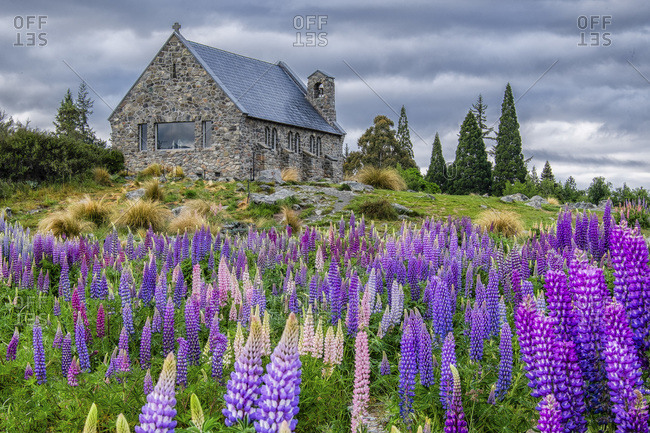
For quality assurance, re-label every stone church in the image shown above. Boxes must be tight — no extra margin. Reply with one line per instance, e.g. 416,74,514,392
109,23,345,181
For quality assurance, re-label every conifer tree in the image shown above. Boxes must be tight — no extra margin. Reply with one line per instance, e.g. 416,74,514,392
449,111,492,195
357,114,416,169
53,89,81,139
76,82,94,142
471,94,495,142
540,160,554,182
396,106,417,168
425,132,447,191
493,83,526,195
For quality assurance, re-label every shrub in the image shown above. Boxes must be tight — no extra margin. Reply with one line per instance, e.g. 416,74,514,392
356,166,406,191
92,167,112,186
397,166,440,193
69,195,110,226
502,180,540,199
143,179,165,201
140,163,163,178
338,183,352,191
184,189,198,199
100,149,125,174
358,198,398,221
279,206,302,233
476,210,523,237
281,167,300,182
168,211,209,234
38,211,93,237
587,176,611,204
113,200,171,232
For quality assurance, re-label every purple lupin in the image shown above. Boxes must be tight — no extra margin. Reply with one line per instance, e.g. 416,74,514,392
32,317,47,384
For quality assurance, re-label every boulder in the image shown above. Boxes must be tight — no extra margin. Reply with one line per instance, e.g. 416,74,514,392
258,184,272,193
171,206,186,217
250,188,296,205
500,193,529,203
126,188,145,200
257,169,283,184
525,195,549,209
235,182,246,192
392,203,415,215
339,180,374,192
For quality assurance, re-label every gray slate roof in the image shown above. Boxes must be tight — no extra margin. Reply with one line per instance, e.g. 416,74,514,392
183,38,343,135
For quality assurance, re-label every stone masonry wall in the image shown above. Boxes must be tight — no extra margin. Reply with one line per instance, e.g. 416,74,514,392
109,34,251,179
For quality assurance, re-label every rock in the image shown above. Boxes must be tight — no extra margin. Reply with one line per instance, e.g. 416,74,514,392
258,184,272,193
221,221,250,234
2,207,11,218
573,201,597,210
250,188,296,205
292,204,301,211
235,182,246,192
171,206,186,217
525,195,549,209
407,189,416,193
158,175,167,184
339,181,374,192
500,193,529,203
480,205,488,209
257,169,283,184
482,193,489,198
426,194,436,201
392,203,415,215
27,209,41,215
398,215,409,220
126,188,145,200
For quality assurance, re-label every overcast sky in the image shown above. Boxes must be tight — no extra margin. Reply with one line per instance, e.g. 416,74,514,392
2,0,649,188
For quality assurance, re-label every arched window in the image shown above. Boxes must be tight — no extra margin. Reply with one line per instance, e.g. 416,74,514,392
314,82,323,98
287,132,293,151
264,127,270,148
294,133,300,153
316,137,322,156
272,128,278,150
309,135,315,153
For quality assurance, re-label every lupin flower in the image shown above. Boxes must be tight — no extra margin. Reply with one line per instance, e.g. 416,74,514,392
347,330,371,433
254,313,302,433
537,394,562,433
185,297,201,366
141,317,152,370
6,327,19,361
96,303,106,339
61,332,72,375
32,316,47,384
322,325,337,377
496,321,512,400
76,311,91,372
53,297,61,316
176,337,188,388
222,315,264,426
163,297,175,356
25,362,33,380
83,402,98,433
399,312,418,422
380,351,391,376
143,368,154,395
418,319,434,388
52,323,63,349
440,332,457,409
134,352,178,433
312,318,323,359
67,356,81,386
444,365,468,433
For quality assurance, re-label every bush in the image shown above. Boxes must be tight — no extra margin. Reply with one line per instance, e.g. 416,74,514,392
476,209,523,237
184,189,198,199
502,180,540,198
143,178,165,201
356,166,406,191
38,211,93,237
68,195,110,226
358,198,398,221
588,176,612,204
281,167,300,182
113,200,170,232
397,166,440,193
92,167,112,186
99,149,125,174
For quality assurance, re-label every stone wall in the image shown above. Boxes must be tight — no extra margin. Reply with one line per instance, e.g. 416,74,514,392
109,34,252,179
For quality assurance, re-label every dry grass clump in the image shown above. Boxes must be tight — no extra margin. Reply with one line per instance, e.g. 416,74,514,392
358,198,398,221
356,166,407,191
184,199,212,217
170,166,184,178
476,209,524,237
237,197,250,211
69,195,110,226
279,206,302,233
281,167,300,182
113,200,171,232
546,197,560,206
92,167,112,186
38,211,93,237
168,211,209,234
143,178,165,201
141,163,163,177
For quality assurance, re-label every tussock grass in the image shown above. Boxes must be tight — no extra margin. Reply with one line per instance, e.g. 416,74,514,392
279,206,302,233
281,167,300,182
92,167,112,186
184,199,212,217
38,211,93,237
168,211,209,234
476,209,524,237
143,179,165,201
113,200,171,232
356,166,406,191
69,195,110,226
358,198,398,221
140,163,163,177
546,197,560,206
170,166,184,178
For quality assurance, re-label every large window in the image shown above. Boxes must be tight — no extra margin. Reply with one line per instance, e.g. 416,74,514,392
316,137,322,156
271,128,278,150
264,127,271,148
294,133,301,153
287,132,293,151
138,123,147,152
155,122,195,150
202,121,213,148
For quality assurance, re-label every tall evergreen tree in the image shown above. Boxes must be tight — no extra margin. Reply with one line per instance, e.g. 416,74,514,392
396,106,417,168
53,89,81,139
492,83,526,195
540,160,554,182
471,94,495,142
76,82,94,142
356,114,416,169
425,132,447,191
449,111,492,195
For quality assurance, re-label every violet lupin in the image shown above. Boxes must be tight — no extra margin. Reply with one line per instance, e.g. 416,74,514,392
496,321,513,400
134,352,178,433
537,394,562,433
380,351,391,375
254,312,302,433
351,329,370,433
96,303,106,339
32,316,47,384
418,319,434,388
444,365,468,433
25,362,33,379
61,332,72,376
222,314,264,426
328,260,342,325
185,297,201,366
141,317,152,370
163,297,175,356
67,356,80,386
176,337,188,388
76,311,91,372
6,327,18,361
398,312,418,422
440,332,457,409
143,368,154,395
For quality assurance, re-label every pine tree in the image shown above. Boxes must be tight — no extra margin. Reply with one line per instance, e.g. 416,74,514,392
471,95,495,142
449,111,492,195
492,83,526,195
53,89,82,139
530,166,540,186
396,106,417,168
76,82,94,142
356,114,416,169
540,160,554,182
425,132,447,192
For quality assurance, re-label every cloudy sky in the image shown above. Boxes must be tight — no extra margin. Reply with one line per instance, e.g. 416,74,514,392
2,0,649,188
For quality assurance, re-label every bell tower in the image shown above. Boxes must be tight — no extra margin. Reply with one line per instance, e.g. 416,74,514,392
307,70,336,125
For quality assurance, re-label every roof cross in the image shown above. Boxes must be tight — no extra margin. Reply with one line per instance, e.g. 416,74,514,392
172,22,181,32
